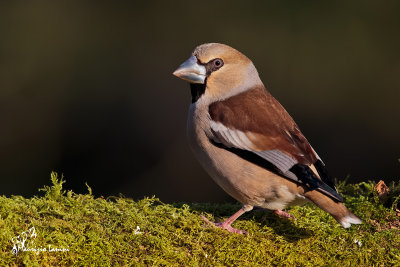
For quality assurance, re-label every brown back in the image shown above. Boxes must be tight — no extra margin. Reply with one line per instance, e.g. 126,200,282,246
209,86,317,165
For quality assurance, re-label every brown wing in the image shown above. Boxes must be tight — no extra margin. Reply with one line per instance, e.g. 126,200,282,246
208,85,317,165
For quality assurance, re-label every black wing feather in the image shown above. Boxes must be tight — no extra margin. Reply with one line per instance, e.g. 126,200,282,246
314,159,337,190
211,140,343,203
289,164,343,202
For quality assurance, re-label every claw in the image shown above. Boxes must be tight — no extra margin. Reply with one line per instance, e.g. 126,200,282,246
202,215,248,234
274,209,296,220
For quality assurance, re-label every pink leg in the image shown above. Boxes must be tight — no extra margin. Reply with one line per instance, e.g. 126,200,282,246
202,206,252,234
274,209,296,220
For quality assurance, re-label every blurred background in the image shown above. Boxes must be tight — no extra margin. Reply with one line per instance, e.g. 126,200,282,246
0,1,399,202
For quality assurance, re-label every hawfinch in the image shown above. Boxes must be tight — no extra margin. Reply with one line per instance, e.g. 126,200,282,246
173,43,361,234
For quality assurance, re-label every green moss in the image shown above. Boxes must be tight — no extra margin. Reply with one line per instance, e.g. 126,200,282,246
0,173,399,266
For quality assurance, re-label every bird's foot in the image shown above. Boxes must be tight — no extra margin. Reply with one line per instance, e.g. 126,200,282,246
274,210,296,220
201,215,248,235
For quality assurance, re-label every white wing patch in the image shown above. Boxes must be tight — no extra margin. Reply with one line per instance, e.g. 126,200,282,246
210,121,256,150
254,150,297,173
210,120,299,177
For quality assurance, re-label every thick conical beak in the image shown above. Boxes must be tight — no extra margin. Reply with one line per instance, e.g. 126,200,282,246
173,56,206,84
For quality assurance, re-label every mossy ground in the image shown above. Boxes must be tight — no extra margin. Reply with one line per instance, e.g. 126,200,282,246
1,173,399,266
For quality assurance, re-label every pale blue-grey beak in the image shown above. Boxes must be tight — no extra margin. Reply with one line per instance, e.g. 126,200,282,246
173,56,206,84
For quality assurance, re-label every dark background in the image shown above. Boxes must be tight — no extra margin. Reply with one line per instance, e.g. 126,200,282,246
1,1,399,202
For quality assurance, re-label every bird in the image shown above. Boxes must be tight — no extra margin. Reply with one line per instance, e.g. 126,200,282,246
172,43,361,234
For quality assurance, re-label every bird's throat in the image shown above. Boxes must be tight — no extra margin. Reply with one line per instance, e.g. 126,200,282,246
190,83,206,103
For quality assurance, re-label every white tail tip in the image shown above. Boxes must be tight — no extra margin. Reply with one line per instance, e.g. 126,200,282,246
340,214,362,228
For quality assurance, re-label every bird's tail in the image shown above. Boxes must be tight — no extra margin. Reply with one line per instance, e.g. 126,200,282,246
304,190,362,228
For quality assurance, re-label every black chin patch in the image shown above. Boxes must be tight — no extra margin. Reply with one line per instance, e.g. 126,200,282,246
190,58,224,103
190,83,206,103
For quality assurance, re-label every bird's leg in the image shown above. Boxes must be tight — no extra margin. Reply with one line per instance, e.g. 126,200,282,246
274,209,296,219
202,205,253,234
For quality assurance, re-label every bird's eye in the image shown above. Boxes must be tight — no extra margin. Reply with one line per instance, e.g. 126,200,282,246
205,58,224,76
213,59,223,68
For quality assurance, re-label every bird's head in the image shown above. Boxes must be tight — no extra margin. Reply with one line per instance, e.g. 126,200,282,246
173,43,262,101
